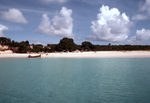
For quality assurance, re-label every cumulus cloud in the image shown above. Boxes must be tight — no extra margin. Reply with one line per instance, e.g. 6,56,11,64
87,5,131,42
128,28,150,44
0,24,8,37
1,8,28,24
41,0,67,3
132,0,150,20
36,7,74,37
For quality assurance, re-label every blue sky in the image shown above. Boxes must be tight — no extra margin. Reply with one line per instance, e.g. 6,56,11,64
0,0,150,45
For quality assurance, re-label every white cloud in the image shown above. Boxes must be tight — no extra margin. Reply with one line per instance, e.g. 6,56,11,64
29,39,51,45
132,0,150,21
36,7,74,37
87,5,131,42
1,8,28,24
0,24,8,37
41,0,67,3
128,28,150,44
140,0,150,13
132,14,148,20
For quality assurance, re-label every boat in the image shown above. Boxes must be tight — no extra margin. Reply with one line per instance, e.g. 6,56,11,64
28,54,41,58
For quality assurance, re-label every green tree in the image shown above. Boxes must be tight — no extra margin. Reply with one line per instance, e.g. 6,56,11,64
81,41,94,51
0,37,11,45
44,46,50,52
57,37,77,52
17,41,30,53
47,44,57,52
31,44,44,53
9,40,20,47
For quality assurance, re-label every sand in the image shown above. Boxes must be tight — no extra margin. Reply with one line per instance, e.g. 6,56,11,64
0,51,150,58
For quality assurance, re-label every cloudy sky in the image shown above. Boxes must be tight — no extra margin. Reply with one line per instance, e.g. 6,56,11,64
0,0,150,45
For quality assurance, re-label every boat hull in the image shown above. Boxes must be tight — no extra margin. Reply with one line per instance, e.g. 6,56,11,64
28,54,41,58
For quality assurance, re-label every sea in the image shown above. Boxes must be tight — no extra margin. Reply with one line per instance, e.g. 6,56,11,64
0,58,150,103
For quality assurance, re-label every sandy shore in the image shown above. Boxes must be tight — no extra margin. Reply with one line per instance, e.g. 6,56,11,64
0,51,150,58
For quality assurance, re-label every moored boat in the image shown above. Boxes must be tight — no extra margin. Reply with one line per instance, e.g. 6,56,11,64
28,54,41,58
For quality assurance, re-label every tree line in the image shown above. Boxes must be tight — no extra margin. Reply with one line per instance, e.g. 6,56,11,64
1,37,150,53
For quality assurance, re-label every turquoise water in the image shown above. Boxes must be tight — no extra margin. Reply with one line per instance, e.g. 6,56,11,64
0,58,150,103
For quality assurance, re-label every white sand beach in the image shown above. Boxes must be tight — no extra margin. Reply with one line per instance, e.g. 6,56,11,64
0,51,150,58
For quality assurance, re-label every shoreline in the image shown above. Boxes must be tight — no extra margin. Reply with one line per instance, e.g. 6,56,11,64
0,51,150,58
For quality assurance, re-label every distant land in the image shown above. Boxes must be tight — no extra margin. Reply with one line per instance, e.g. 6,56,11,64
1,37,150,53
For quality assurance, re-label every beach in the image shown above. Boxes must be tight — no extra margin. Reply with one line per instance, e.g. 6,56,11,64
0,51,150,58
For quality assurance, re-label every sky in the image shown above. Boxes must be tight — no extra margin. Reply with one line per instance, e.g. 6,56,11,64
0,0,150,45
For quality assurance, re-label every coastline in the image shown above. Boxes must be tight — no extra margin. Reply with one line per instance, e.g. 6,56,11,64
0,51,150,58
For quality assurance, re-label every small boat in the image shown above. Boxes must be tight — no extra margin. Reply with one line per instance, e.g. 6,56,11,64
28,54,41,58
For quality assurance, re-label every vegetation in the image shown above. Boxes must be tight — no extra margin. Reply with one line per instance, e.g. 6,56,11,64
1,37,150,53
56,37,77,52
0,37,11,45
81,41,95,51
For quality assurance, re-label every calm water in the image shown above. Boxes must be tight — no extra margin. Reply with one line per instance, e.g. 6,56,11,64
0,58,150,103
